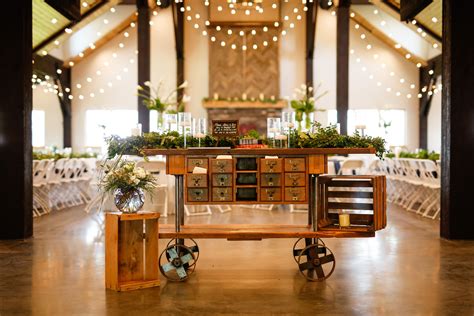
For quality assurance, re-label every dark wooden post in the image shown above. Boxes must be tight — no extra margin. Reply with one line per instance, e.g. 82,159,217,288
441,0,474,240
172,1,185,104
0,0,33,239
137,0,151,133
418,55,441,150
57,67,72,148
305,1,318,88
33,54,72,148
337,0,350,135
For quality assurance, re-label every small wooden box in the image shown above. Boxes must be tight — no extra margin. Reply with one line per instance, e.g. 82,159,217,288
105,212,160,291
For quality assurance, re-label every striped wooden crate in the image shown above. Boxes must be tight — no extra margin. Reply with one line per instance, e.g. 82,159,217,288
317,175,387,232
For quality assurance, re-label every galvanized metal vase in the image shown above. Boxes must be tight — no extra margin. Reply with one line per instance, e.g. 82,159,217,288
114,188,145,213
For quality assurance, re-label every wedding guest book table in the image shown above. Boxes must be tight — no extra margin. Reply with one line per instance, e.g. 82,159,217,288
141,148,387,282
105,212,160,291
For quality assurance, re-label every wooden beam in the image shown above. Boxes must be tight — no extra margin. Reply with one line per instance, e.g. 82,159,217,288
33,0,121,54
351,13,428,67
337,0,350,136
400,0,432,21
63,12,137,67
172,1,185,103
0,0,33,239
441,0,474,240
379,0,442,43
45,0,81,21
305,0,318,88
137,0,150,133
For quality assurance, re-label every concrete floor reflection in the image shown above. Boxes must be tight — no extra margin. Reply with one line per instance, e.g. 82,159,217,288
0,205,473,315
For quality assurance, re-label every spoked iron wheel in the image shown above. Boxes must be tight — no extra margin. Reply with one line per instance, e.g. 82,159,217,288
292,238,325,263
166,238,200,266
297,242,335,281
159,244,196,282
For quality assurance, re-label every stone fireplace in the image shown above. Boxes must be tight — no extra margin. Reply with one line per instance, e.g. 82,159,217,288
203,100,287,135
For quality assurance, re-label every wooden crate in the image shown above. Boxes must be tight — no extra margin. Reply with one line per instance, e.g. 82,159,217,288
317,175,387,232
105,212,160,291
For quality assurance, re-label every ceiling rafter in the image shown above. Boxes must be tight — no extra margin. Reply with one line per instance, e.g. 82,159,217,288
350,12,428,66
34,0,122,54
63,11,137,67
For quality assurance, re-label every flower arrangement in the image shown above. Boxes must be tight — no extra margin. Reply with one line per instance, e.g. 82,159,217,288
100,160,156,195
137,80,190,126
290,83,328,131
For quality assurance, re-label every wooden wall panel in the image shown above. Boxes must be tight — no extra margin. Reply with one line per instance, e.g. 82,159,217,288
209,27,279,99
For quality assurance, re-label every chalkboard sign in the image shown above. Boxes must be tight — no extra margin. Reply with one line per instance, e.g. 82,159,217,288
212,120,239,138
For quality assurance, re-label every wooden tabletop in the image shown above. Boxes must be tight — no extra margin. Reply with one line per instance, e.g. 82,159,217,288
142,147,376,156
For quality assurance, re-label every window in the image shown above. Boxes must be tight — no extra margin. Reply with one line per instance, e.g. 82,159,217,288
328,109,406,147
32,110,45,147
85,110,138,147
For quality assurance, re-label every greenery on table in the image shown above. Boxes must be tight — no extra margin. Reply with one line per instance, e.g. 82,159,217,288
33,151,98,160
386,149,440,161
106,124,387,159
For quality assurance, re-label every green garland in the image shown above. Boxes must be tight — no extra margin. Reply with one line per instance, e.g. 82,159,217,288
107,124,386,159
33,151,98,160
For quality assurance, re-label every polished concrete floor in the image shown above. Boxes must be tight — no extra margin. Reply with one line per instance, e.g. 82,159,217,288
0,205,473,315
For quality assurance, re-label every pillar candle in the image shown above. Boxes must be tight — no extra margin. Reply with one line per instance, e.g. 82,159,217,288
339,214,350,227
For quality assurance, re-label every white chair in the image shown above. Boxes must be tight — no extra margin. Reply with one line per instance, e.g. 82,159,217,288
337,159,365,175
32,159,53,216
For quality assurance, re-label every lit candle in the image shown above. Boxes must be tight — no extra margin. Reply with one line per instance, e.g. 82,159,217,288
131,128,140,136
242,93,247,100
213,93,219,100
339,213,350,227
270,95,275,101
259,93,264,101
355,124,367,130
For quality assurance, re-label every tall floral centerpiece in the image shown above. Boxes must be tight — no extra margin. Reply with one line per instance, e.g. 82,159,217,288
137,81,190,130
290,83,328,132
100,160,156,213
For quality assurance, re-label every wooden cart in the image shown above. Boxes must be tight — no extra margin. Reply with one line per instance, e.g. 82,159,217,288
143,148,387,282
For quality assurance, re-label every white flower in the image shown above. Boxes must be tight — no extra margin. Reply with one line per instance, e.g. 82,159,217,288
144,81,152,87
137,85,144,90
178,80,188,89
300,83,307,90
182,94,191,103
134,167,147,179
308,86,313,92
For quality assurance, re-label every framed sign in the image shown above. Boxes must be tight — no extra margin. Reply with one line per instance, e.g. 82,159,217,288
212,120,239,138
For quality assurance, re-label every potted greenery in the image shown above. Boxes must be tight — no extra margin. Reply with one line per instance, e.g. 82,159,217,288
290,83,328,132
137,81,190,130
100,160,156,213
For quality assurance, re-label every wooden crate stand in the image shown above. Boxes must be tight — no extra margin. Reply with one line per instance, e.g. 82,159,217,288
105,212,160,291
317,175,387,232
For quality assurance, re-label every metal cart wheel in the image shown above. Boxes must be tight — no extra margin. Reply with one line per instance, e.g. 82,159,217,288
297,242,335,281
166,238,200,266
292,238,325,263
159,244,196,282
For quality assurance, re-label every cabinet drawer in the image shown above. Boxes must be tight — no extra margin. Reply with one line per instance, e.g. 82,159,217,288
186,174,208,188
187,189,208,202
260,188,281,202
187,158,208,173
212,174,233,187
260,158,282,173
284,158,306,172
284,173,306,187
212,188,233,202
260,173,282,187
211,159,233,173
285,187,306,202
